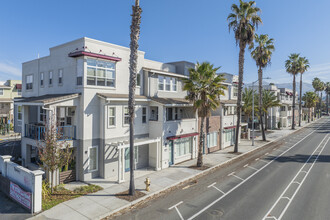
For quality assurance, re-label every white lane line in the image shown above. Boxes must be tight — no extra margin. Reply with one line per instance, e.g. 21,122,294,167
169,201,184,220
262,134,330,220
231,174,244,181
247,166,258,171
187,121,327,220
228,172,235,177
243,164,249,168
275,149,284,152
255,158,260,161
208,182,225,194
259,159,269,163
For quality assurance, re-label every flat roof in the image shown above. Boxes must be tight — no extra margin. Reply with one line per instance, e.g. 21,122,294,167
97,93,148,100
15,93,80,105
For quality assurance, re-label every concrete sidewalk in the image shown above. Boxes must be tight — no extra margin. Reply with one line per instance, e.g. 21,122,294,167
31,121,314,220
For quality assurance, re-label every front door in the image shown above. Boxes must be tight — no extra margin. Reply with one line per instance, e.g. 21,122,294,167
168,141,174,165
124,147,138,172
230,128,236,145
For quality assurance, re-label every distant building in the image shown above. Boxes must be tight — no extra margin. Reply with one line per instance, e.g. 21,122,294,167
0,79,22,126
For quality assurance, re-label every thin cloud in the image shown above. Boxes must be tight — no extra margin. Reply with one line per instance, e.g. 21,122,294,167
0,61,21,78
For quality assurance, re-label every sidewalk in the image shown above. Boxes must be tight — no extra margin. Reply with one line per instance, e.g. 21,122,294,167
31,121,313,220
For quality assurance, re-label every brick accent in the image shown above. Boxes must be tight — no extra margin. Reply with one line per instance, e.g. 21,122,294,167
198,116,221,154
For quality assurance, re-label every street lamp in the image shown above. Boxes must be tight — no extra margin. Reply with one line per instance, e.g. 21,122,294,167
252,77,271,146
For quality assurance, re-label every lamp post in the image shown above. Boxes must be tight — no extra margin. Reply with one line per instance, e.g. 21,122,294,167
251,77,271,146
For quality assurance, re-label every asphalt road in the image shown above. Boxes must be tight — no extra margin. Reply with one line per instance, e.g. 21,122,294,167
112,117,330,220
0,191,32,220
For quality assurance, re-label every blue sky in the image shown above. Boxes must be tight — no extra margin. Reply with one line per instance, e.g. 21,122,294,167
0,0,329,84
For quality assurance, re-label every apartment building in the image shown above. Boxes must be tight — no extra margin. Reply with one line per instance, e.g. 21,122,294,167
0,80,22,126
14,37,199,183
201,73,243,153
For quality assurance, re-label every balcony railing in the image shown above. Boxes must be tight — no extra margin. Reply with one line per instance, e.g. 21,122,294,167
24,124,76,141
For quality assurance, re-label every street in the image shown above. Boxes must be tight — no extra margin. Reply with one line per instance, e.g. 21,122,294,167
112,117,330,220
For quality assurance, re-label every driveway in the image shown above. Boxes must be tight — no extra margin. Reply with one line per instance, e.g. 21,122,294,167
0,191,32,220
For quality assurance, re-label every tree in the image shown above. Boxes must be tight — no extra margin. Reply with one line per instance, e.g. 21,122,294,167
227,0,262,152
183,62,226,167
302,92,318,123
38,117,72,193
319,81,325,114
261,90,281,130
297,57,310,126
312,77,322,118
249,34,275,140
325,82,330,115
128,0,142,196
285,53,300,129
242,87,258,125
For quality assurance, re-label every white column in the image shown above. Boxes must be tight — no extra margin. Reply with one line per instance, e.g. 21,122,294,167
32,170,44,213
117,146,122,183
121,148,125,182
0,155,12,177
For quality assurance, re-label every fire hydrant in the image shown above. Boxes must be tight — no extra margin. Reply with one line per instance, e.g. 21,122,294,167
145,177,150,192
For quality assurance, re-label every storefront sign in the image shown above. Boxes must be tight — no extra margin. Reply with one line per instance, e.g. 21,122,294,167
9,181,32,210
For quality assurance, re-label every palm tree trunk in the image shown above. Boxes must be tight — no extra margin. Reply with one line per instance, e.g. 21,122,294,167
292,74,296,129
234,43,245,153
320,92,323,116
299,73,303,126
308,108,310,123
265,112,268,131
326,92,329,115
197,116,205,167
128,0,142,196
258,67,266,141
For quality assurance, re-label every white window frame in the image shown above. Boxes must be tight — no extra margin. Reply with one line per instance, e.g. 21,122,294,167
38,106,46,123
0,89,3,96
142,107,147,124
26,75,33,90
137,72,141,87
17,105,22,121
207,132,218,148
58,69,63,85
108,106,116,128
49,71,53,86
88,146,98,172
40,72,44,87
158,76,164,90
86,58,116,87
158,75,178,92
123,107,130,126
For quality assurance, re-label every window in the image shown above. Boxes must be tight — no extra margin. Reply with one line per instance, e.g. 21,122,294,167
108,107,115,127
26,75,33,90
207,132,218,148
17,106,22,120
158,76,164,90
49,71,53,85
174,137,192,157
150,107,158,121
40,72,44,86
166,107,187,121
39,107,46,123
124,107,129,125
158,76,178,92
280,106,286,111
88,146,98,172
77,59,83,85
87,59,116,87
17,89,21,95
137,72,141,87
288,106,292,111
166,108,173,121
142,107,147,123
58,69,63,85
172,78,177,91
0,89,3,96
233,85,238,97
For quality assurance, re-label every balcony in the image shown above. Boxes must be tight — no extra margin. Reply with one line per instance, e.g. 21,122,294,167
24,124,76,141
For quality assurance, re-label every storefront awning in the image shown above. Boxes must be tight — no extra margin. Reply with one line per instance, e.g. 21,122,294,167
167,132,199,140
68,51,122,62
16,84,22,89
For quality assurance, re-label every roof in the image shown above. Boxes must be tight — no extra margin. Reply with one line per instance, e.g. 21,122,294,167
151,97,191,106
0,98,13,103
0,85,11,89
97,93,148,100
15,93,80,105
143,67,188,79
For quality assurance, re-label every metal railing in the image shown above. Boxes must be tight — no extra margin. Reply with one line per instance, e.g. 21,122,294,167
24,124,76,141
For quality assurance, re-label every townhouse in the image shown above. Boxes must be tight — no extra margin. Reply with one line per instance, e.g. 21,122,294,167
0,80,22,133
249,83,298,129
14,37,200,183
199,73,243,154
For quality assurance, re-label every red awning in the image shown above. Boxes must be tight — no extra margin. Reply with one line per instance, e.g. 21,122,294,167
224,126,236,129
286,91,290,95
16,84,22,89
68,51,122,62
167,132,199,140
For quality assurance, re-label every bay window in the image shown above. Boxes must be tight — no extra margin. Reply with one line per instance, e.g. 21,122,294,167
158,75,178,91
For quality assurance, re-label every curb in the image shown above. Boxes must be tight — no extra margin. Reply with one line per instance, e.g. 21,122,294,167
98,119,320,219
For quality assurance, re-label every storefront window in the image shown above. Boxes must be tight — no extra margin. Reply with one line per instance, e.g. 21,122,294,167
174,137,192,157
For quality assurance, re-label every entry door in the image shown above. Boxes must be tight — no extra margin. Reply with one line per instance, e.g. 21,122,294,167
168,141,174,165
230,128,236,145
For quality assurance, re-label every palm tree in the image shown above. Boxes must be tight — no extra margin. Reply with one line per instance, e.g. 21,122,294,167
285,53,300,129
302,92,318,123
227,0,262,152
249,34,274,140
297,57,310,126
325,82,330,115
262,90,281,130
319,81,325,115
128,0,142,196
183,62,226,167
312,77,321,118
242,88,257,125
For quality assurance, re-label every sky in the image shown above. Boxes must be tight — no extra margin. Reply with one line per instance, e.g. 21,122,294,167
0,0,329,85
